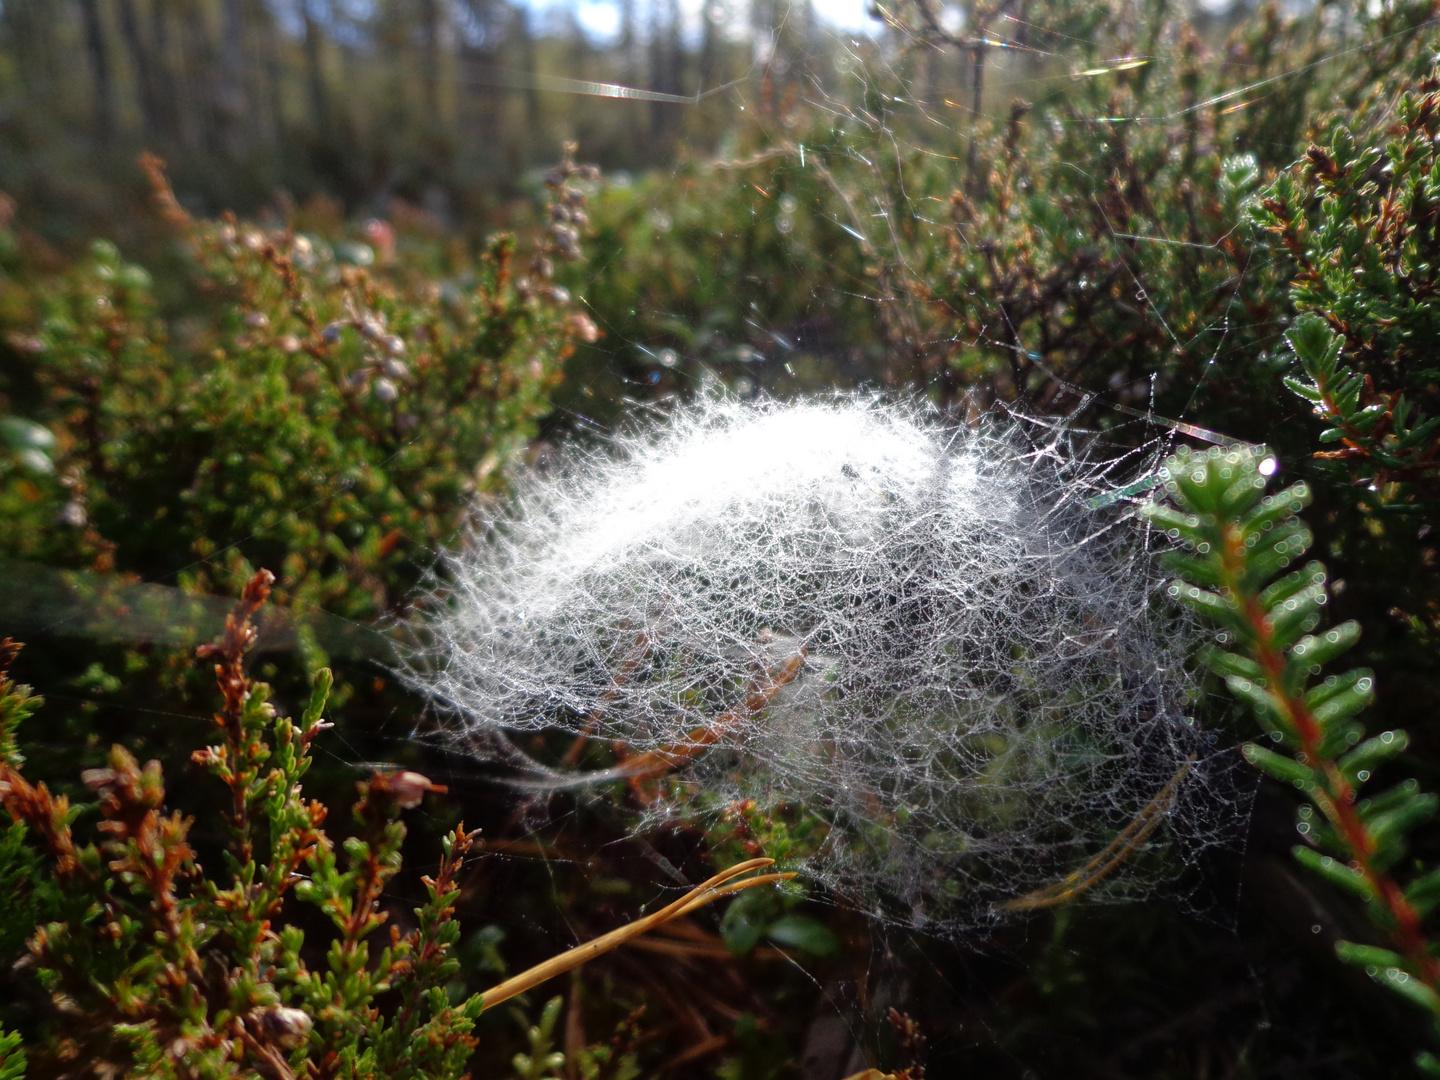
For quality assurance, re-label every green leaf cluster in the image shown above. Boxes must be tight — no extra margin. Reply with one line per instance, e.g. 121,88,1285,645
572,0,1437,438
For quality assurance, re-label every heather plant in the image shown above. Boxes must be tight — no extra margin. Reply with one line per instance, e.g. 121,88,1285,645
1143,443,1440,1073
1255,72,1440,499
407,393,1223,933
0,148,603,805
1249,66,1440,707
1127,61,1440,1072
0,570,789,1080
0,149,595,667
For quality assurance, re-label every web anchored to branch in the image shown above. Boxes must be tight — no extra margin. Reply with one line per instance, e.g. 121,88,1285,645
406,395,1240,933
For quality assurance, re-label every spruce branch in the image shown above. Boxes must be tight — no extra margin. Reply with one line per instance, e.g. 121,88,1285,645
1143,444,1440,1045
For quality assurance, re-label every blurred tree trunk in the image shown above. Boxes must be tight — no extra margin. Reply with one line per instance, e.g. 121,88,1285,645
148,0,186,147
565,9,587,90
301,0,330,133
459,0,502,178
7,0,59,99
418,0,442,119
217,0,249,157
649,0,682,140
115,0,165,142
417,0,453,183
261,1,287,136
700,0,718,90
618,0,636,83
178,0,221,155
516,7,541,164
667,0,685,98
77,0,117,146
247,0,285,145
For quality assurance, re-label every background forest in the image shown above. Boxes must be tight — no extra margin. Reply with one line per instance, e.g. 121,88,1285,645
6,0,1440,1077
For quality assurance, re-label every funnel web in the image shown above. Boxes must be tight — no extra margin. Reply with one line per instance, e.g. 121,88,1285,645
406,393,1231,932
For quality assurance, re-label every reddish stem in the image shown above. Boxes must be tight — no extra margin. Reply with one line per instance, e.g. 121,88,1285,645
1220,522,1439,988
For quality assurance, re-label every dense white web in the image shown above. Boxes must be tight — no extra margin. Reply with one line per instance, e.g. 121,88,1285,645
405,393,1235,932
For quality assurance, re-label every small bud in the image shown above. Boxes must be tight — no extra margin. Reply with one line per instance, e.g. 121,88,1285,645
567,313,600,342
382,334,406,357
321,322,344,344
388,770,444,809
372,376,398,403
301,719,333,746
254,1005,313,1049
242,311,270,330
544,285,571,304
382,358,410,381
4,333,44,355
59,501,87,528
278,334,302,354
363,218,395,265
81,768,117,791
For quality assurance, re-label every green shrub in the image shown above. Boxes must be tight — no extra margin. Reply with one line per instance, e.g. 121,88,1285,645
0,148,603,799
0,571,787,1079
571,0,1438,429
0,151,594,679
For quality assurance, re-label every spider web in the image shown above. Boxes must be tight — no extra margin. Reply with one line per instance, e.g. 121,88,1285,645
404,392,1237,934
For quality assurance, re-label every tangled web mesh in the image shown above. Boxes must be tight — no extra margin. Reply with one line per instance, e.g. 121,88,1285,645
406,393,1237,933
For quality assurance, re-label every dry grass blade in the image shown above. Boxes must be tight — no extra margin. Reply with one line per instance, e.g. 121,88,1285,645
1003,756,1194,912
478,858,795,1009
